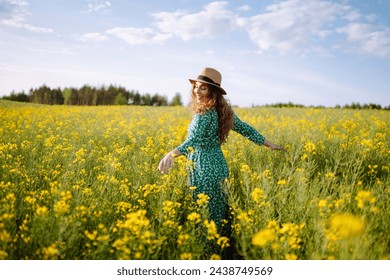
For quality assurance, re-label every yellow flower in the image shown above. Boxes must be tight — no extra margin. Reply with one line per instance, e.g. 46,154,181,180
329,213,365,239
0,229,12,243
355,191,376,209
39,244,60,260
36,205,49,216
252,228,276,247
267,220,278,230
325,172,336,179
285,253,298,260
177,234,190,246
116,201,133,213
240,164,251,173
210,254,221,260
251,187,266,203
196,193,210,206
370,206,380,214
187,212,201,223
163,220,175,227
334,198,345,209
217,236,230,249
304,142,316,154
204,220,219,240
318,199,328,208
261,169,272,178
236,211,253,224
0,250,8,260
24,196,36,204
277,179,288,185
53,200,70,215
162,200,174,213
85,230,98,241
180,253,193,260
134,252,142,259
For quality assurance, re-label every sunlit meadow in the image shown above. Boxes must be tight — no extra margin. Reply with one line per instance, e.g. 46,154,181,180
0,100,389,260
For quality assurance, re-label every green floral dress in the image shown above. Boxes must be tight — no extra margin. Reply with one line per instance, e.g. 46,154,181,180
177,109,265,231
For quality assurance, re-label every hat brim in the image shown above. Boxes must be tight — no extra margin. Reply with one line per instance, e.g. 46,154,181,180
189,79,227,95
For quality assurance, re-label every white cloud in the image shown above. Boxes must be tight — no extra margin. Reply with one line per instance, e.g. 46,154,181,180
2,18,53,33
152,1,239,41
237,5,251,12
337,23,390,57
106,27,172,45
30,47,76,56
239,0,390,57
79,32,108,42
343,10,362,21
243,0,347,54
87,0,111,13
79,0,390,58
0,0,54,33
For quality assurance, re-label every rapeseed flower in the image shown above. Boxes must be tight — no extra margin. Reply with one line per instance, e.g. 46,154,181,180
180,253,193,260
38,243,60,260
177,234,190,246
251,187,266,203
277,179,287,185
0,228,12,243
328,213,365,239
53,200,70,215
240,164,251,173
236,211,253,224
196,193,209,206
36,205,49,216
355,191,376,209
252,228,276,247
285,253,298,260
304,142,316,154
210,254,221,260
163,220,175,227
187,212,201,223
217,236,230,249
0,250,8,260
204,220,219,240
318,199,328,208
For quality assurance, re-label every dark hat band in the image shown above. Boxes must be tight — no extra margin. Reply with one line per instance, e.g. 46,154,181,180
197,75,220,87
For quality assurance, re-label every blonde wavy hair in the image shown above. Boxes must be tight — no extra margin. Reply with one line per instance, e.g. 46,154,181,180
189,83,234,144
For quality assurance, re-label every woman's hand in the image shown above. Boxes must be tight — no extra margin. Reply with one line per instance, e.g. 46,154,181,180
269,143,286,151
158,149,182,174
264,140,286,151
158,152,174,174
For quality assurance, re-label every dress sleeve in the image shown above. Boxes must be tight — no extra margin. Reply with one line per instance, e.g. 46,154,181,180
177,112,212,155
232,114,265,146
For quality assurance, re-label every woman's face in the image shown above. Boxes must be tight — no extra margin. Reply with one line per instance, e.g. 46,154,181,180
193,82,209,103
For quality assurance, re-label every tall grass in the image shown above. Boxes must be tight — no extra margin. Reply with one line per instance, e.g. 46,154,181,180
0,100,388,260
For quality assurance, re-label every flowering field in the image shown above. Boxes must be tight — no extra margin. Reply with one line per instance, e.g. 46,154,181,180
0,100,389,260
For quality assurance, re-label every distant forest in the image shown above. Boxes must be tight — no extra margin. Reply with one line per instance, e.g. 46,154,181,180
1,84,388,110
257,101,389,110
1,84,183,106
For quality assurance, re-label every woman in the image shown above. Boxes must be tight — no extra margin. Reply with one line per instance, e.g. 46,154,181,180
158,67,285,240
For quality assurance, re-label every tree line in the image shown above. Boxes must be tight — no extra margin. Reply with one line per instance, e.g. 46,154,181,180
257,101,389,110
2,86,388,110
1,84,183,106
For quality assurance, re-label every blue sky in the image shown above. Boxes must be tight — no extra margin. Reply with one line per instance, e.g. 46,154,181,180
0,0,389,107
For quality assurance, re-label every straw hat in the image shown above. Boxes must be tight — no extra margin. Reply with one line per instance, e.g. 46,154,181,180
189,67,227,95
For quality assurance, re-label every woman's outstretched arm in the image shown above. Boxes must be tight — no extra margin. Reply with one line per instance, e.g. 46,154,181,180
263,139,286,150
233,114,285,150
158,148,182,174
158,111,212,174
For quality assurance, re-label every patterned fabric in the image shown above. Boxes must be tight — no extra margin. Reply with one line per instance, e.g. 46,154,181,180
177,109,265,231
